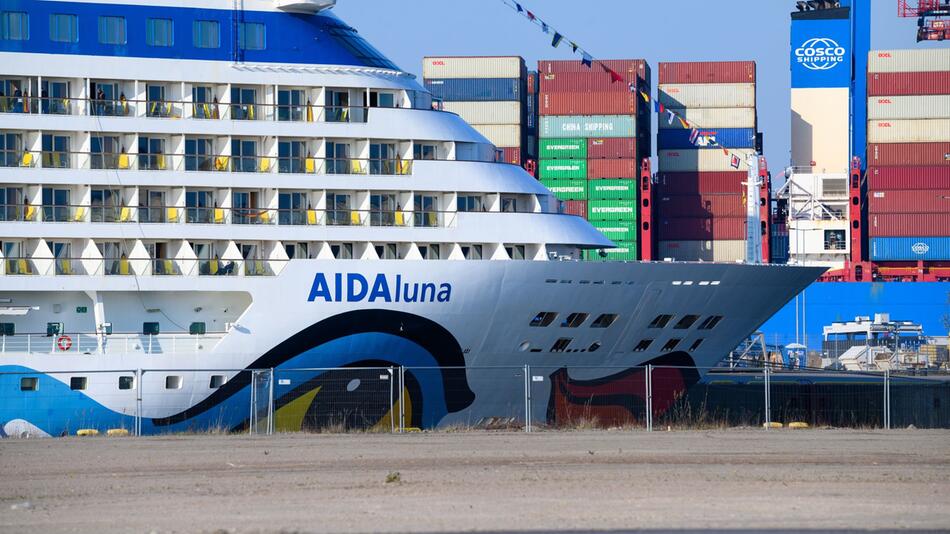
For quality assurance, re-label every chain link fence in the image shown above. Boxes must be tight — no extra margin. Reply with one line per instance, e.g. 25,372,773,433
1,366,948,437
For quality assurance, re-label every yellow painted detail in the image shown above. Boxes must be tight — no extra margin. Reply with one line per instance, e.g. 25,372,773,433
275,385,322,432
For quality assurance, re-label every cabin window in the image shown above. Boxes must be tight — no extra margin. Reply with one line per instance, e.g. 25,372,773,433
165,376,182,390
550,338,572,353
698,316,723,330
118,376,134,390
209,375,226,389
561,313,589,328
193,20,219,49
591,314,618,328
143,322,160,335
1,11,29,41
20,377,38,391
648,315,674,329
588,342,602,352
661,339,681,351
237,22,265,50
633,339,653,352
189,322,206,335
98,16,126,45
49,14,78,43
0,323,14,336
529,312,558,327
674,315,700,329
70,376,87,390
689,339,704,351
146,18,173,47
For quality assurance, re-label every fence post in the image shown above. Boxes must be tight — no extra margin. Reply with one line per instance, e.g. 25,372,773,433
524,364,531,433
884,369,891,430
645,365,653,432
268,368,275,435
398,366,405,433
389,366,395,434
763,365,771,430
248,370,256,435
135,368,143,437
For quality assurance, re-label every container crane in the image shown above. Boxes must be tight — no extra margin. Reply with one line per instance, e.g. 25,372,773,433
898,0,950,41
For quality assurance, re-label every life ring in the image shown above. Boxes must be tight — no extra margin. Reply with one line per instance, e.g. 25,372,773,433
56,335,73,351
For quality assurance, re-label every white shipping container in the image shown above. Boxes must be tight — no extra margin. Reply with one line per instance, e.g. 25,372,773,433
867,95,950,120
867,119,950,143
791,87,850,173
658,83,756,108
658,107,757,129
443,101,522,125
658,148,756,172
422,56,524,79
658,240,745,262
868,49,950,73
472,124,522,148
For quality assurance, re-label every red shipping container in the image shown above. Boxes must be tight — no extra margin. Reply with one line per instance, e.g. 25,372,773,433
867,166,950,190
867,143,950,166
562,200,587,218
588,159,638,179
867,71,950,96
657,216,747,241
655,172,746,195
588,138,637,159
869,213,950,237
658,61,756,84
540,72,645,93
657,193,745,218
527,72,538,95
868,189,950,214
540,91,638,116
538,59,647,81
500,147,522,165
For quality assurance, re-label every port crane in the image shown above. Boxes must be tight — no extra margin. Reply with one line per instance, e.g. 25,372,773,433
898,0,950,41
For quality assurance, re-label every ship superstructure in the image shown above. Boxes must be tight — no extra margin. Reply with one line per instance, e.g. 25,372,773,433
0,0,822,437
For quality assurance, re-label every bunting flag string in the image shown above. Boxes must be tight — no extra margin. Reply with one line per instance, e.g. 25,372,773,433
500,0,753,169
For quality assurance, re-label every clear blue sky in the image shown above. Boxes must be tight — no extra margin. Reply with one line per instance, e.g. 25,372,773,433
334,1,948,171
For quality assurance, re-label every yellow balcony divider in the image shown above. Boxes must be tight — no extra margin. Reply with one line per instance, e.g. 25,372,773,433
166,207,178,222
427,212,438,227
24,205,35,221
73,207,85,222
119,207,132,222
306,210,317,225
59,259,72,275
213,208,224,224
214,156,229,171
258,211,270,225
117,153,130,169
259,158,270,173
248,105,255,120
163,259,174,274
119,258,129,275
20,152,33,167
17,259,30,275
157,154,166,170
305,157,316,174
306,105,314,122
397,160,411,175
350,211,361,225
209,259,219,275
395,211,405,226
350,160,363,174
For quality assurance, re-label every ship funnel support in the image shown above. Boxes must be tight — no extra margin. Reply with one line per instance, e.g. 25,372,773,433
275,0,336,13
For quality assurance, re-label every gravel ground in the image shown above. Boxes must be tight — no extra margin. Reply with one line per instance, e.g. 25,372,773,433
1,429,948,533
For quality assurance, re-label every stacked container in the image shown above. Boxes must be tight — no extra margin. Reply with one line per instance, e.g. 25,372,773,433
537,59,652,261
525,70,539,165
655,61,757,262
423,56,528,165
866,49,950,262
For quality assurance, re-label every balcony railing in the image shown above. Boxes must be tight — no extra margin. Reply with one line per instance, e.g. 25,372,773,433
0,256,289,277
0,331,226,355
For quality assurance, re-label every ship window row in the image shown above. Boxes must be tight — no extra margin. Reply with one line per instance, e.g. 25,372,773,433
0,239,540,277
649,314,723,331
0,11,264,50
0,77,421,121
19,374,229,392
545,338,603,354
0,320,206,337
632,338,704,353
529,312,619,329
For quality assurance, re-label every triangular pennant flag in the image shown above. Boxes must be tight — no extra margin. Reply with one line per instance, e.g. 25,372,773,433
581,53,592,68
723,148,730,155
667,110,675,125
639,90,650,103
541,21,549,33
515,2,523,13
731,154,741,169
678,116,689,128
570,42,578,53
526,10,535,20
658,102,665,114
608,68,623,83
689,128,700,145
552,32,563,48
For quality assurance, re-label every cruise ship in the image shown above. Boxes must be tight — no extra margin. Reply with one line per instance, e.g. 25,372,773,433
0,0,823,437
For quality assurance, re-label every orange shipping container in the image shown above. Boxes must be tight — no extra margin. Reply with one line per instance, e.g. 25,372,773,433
588,159,638,179
540,91,638,116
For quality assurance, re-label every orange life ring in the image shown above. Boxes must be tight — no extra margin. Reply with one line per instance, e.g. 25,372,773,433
56,335,72,351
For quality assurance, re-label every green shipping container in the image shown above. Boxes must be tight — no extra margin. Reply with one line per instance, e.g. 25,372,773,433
539,159,588,179
588,179,637,200
587,199,638,221
540,115,637,139
591,220,638,242
540,178,588,201
585,242,638,262
539,138,588,159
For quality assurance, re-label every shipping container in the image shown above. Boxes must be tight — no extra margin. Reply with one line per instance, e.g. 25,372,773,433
472,124,522,147
869,213,950,237
866,142,950,166
540,115,637,138
500,147,522,165
538,159,588,179
658,148,755,172
867,49,950,74
423,56,525,79
424,78,521,102
867,95,950,120
540,91,638,116
655,172,746,195
658,83,756,108
657,107,757,129
562,200,587,218
590,221,638,242
584,242,638,262
587,199,638,221
527,71,538,94
657,128,757,149
658,193,745,218
870,236,950,261
657,217,747,241
588,137,638,159
867,119,950,143
867,71,950,97
539,71,646,93
538,59,648,81
658,61,756,84
587,158,638,179
442,101,523,125
657,240,746,262
540,178,588,201
539,138,587,159
868,189,950,214
588,179,637,200
867,166,950,190
791,87,851,172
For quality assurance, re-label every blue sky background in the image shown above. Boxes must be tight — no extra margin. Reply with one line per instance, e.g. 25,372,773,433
335,0,948,172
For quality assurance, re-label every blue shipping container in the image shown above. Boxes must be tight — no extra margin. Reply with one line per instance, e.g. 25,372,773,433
870,237,950,261
424,78,521,102
657,128,756,150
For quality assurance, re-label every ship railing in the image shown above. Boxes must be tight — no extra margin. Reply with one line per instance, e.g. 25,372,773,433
0,331,227,355
0,256,293,277
6,151,413,176
0,95,373,123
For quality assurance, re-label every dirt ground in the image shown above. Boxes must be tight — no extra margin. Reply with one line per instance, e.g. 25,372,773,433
1,429,948,533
